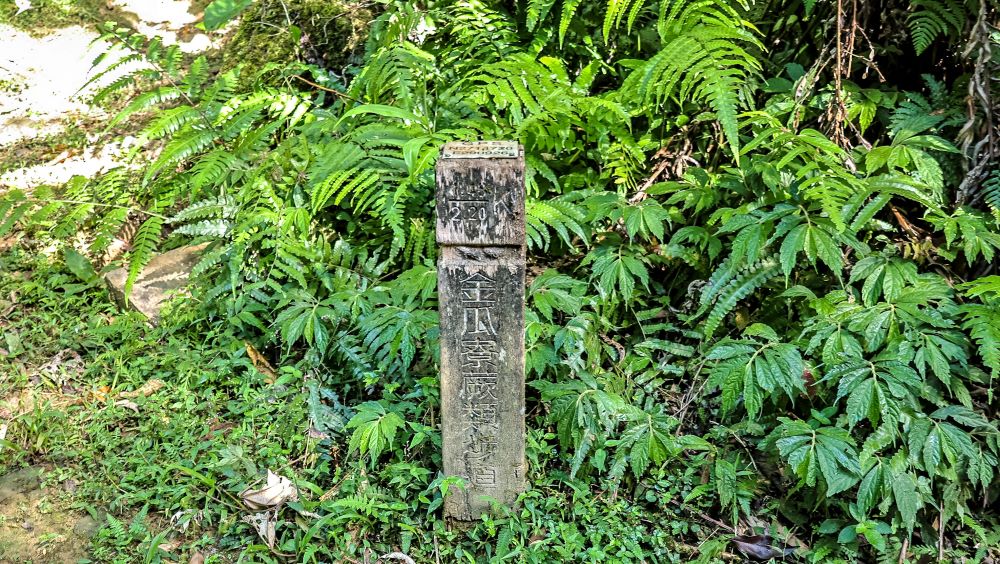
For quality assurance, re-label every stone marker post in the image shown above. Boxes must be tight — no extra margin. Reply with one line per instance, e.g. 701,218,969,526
436,141,526,520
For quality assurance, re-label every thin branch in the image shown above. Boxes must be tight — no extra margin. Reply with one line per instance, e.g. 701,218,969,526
292,75,359,103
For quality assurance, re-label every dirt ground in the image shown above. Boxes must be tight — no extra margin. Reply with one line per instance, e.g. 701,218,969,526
0,466,98,563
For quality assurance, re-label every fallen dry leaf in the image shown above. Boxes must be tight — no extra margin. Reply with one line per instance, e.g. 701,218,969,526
241,510,276,548
245,342,277,382
189,552,205,564
37,349,85,384
1,388,36,418
307,426,329,440
114,399,139,413
0,235,20,254
379,552,417,564
241,470,298,510
730,534,796,561
119,378,165,398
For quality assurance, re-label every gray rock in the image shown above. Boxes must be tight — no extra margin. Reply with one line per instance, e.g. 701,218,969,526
0,466,42,503
73,515,102,538
104,243,208,322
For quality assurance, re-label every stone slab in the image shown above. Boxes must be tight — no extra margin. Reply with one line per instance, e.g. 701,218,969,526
438,247,526,519
104,243,208,322
436,141,527,520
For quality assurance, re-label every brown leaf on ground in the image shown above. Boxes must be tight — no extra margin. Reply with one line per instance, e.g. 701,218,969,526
201,418,236,440
114,399,139,413
188,552,205,564
0,235,20,254
379,552,416,564
730,534,796,561
245,342,277,382
240,470,298,510
119,378,165,398
241,510,276,548
2,388,37,418
37,349,85,384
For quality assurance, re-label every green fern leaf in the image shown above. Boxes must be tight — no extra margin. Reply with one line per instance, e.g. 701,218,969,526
908,0,966,55
125,216,164,297
960,277,1000,380
527,0,558,30
559,0,586,45
701,258,780,340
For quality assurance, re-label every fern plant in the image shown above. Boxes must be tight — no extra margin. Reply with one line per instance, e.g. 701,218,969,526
907,0,968,55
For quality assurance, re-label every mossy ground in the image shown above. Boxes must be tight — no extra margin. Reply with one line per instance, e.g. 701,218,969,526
222,0,372,83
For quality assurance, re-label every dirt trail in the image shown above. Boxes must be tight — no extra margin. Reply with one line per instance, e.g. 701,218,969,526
0,0,216,190
0,467,98,563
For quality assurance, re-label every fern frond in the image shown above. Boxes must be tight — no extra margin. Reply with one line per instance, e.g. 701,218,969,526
90,73,141,107
144,128,219,181
0,191,30,237
348,42,435,106
700,257,780,340
309,167,379,214
960,301,1000,380
983,169,1000,219
629,5,762,159
603,0,648,40
527,0,558,31
125,216,164,296
140,106,203,141
908,0,966,55
559,0,586,44
526,197,589,251
181,55,212,96
889,95,943,135
189,150,243,193
109,86,184,129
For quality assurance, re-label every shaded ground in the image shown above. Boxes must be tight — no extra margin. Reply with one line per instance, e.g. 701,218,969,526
0,467,99,563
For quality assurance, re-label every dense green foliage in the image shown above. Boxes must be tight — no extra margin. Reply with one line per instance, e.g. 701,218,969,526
4,0,1000,560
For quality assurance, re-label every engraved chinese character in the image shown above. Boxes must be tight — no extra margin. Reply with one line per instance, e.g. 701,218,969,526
460,272,495,291
463,307,496,335
452,183,492,201
461,284,496,304
463,402,498,424
469,465,496,487
465,433,498,460
462,374,498,402
461,338,498,370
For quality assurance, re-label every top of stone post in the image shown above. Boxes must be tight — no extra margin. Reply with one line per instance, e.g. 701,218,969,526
440,141,521,159
435,141,525,247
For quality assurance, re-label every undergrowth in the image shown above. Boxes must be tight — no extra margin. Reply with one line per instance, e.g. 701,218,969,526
3,0,1000,561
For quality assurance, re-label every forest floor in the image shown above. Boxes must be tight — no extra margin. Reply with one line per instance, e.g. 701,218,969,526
0,1,228,561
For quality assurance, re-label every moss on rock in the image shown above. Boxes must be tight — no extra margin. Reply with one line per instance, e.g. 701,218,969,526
223,0,372,82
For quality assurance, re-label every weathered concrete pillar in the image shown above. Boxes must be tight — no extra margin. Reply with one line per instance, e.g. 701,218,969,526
436,141,526,520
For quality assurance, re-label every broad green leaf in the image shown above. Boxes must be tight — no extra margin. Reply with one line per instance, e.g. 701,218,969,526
203,0,253,31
